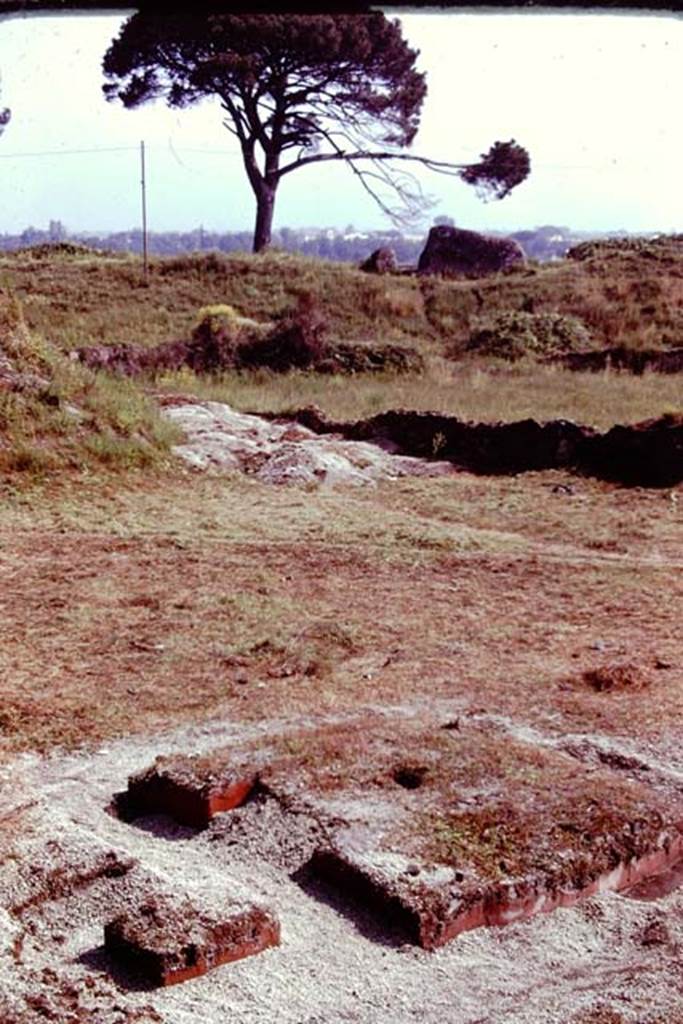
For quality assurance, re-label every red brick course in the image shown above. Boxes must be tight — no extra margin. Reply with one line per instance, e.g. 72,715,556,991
105,892,280,987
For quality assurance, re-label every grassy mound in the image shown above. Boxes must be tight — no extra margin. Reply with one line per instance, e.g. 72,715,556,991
3,242,683,359
568,234,683,263
76,294,425,378
466,311,593,361
13,240,115,259
0,289,178,482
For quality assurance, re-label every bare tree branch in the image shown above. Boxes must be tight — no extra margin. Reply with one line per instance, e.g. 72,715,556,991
279,149,470,179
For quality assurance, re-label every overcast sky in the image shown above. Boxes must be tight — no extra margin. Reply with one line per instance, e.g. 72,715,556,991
0,9,681,237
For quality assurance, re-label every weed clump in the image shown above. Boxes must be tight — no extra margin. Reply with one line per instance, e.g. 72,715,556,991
581,663,652,693
467,310,593,361
316,342,424,375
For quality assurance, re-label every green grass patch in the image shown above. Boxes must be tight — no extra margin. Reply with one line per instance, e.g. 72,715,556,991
0,289,180,486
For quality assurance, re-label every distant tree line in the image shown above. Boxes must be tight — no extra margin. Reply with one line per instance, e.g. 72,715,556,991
0,222,624,264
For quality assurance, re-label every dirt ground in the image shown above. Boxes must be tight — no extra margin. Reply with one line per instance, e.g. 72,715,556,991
0,429,682,1021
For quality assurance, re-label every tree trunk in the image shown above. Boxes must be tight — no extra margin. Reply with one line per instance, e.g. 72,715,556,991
253,185,276,253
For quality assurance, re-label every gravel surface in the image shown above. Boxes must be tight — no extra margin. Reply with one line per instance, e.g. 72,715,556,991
2,704,683,1023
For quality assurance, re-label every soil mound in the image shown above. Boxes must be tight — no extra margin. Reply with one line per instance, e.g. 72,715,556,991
279,407,592,475
14,241,112,259
105,889,279,987
568,234,683,263
581,663,653,693
580,413,683,487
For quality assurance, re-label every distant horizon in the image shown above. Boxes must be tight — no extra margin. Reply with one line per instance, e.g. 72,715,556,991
0,222,656,239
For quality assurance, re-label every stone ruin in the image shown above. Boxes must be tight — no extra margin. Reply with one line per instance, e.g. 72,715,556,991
4,705,683,1011
417,224,526,278
106,713,683,965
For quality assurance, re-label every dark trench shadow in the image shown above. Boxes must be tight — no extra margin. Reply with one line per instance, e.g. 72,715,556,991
291,862,414,951
106,793,199,842
117,813,198,843
77,944,155,993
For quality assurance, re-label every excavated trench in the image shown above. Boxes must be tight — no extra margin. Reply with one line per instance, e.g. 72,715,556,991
265,407,683,487
551,345,683,375
160,397,682,488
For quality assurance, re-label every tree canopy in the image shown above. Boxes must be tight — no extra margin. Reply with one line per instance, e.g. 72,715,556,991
103,13,529,252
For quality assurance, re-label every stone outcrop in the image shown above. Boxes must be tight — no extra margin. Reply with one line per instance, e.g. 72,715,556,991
158,398,454,486
418,225,526,278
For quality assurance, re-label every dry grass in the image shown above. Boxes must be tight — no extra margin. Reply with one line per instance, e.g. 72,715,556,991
3,243,683,361
0,250,437,352
1,247,680,457
0,244,681,761
0,468,680,759
154,358,682,430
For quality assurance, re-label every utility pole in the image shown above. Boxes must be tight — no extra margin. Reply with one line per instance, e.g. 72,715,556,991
140,140,148,280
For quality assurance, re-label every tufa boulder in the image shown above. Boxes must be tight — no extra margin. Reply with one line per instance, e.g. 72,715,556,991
418,225,525,278
360,247,398,274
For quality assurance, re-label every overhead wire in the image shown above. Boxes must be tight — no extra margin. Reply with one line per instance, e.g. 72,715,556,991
0,145,136,158
0,144,241,159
